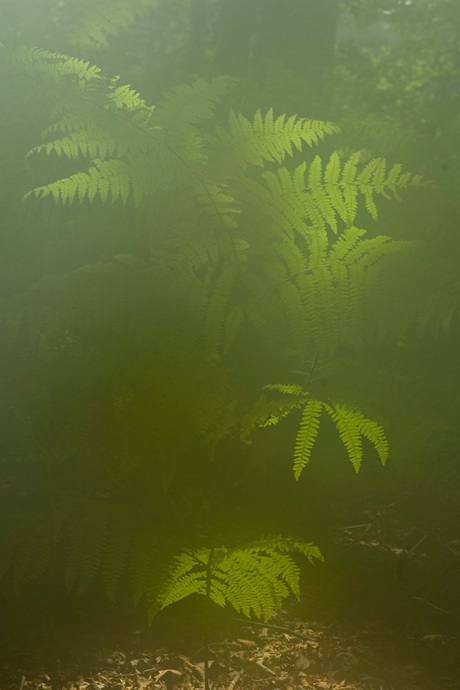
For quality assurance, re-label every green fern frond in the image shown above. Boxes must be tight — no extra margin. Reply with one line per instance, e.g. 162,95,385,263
325,404,388,472
249,384,388,478
240,391,307,442
293,399,323,480
5,46,104,94
306,152,422,229
13,48,233,206
150,536,322,623
357,157,422,219
359,416,389,466
208,109,339,179
264,384,304,396
325,404,363,472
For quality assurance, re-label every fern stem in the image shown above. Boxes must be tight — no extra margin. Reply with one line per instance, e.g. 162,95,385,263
204,546,215,690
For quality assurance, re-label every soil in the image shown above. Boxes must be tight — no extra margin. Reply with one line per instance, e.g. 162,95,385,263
1,605,459,690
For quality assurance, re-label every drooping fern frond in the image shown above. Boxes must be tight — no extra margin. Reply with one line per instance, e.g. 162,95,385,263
243,385,389,478
240,386,308,443
149,535,322,623
293,399,324,480
324,404,389,472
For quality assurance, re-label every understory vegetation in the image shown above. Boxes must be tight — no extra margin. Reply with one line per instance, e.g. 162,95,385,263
0,4,459,687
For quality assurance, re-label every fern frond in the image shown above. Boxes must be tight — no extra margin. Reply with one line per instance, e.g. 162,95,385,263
208,109,339,178
359,416,389,466
293,399,323,480
240,392,306,442
150,536,322,623
305,152,422,230
325,404,388,472
325,404,363,472
264,384,304,396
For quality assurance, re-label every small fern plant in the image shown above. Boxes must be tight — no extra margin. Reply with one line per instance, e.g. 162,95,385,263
150,535,322,690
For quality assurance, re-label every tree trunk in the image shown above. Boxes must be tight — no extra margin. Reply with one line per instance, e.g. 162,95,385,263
214,0,339,88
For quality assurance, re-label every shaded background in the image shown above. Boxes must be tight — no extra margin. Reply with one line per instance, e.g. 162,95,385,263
0,0,459,671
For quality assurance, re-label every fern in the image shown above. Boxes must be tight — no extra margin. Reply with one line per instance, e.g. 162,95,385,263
206,109,339,179
245,385,389,478
306,152,422,230
293,399,323,480
324,404,389,472
7,48,431,362
61,0,147,51
2,44,450,630
240,388,307,443
14,48,233,205
150,535,322,623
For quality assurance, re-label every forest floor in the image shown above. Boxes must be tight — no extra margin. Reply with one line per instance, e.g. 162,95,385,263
2,508,460,690
1,608,460,690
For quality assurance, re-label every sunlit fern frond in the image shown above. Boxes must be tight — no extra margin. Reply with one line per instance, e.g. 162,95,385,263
293,399,324,480
244,385,388,478
306,151,422,230
206,109,339,180
8,47,233,205
149,535,322,622
240,388,307,443
324,403,389,472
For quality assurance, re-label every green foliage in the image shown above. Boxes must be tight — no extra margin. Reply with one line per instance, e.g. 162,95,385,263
244,385,388,478
0,43,455,625
58,0,153,51
150,535,322,623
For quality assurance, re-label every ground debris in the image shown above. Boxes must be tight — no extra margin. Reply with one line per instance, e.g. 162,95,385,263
1,615,459,690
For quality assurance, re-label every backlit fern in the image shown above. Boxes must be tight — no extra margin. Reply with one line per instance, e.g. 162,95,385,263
243,384,388,479
1,45,455,623
150,535,322,623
